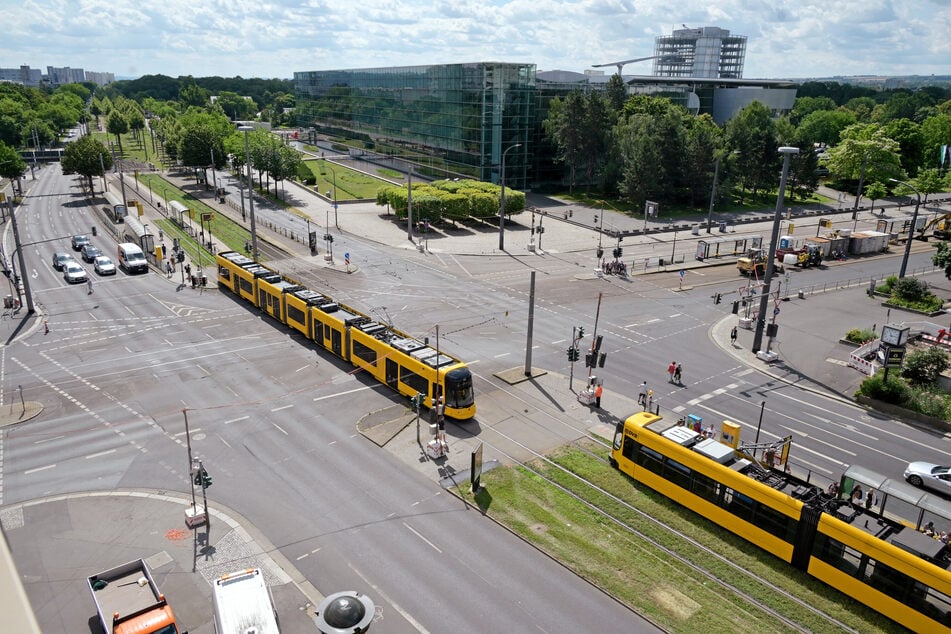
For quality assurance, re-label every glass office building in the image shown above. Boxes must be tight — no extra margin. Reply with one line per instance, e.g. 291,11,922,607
295,62,534,190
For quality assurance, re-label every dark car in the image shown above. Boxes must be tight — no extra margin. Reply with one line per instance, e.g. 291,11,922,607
81,244,102,263
71,234,90,251
52,252,75,271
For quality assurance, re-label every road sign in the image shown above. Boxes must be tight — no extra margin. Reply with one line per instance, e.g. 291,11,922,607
773,307,780,316
345,252,350,265
679,269,685,279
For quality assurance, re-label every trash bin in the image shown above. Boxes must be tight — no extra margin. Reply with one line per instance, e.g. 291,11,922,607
3,295,13,309
719,221,727,233
200,274,208,286
190,275,198,288
691,224,700,235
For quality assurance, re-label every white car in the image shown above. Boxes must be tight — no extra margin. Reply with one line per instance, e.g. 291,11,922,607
93,255,116,276
904,462,951,497
63,261,88,284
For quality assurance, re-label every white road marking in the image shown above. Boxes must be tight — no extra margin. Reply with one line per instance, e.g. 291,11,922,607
272,423,288,435
85,449,116,459
403,522,442,553
33,435,65,444
24,464,56,475
271,404,293,412
224,416,249,425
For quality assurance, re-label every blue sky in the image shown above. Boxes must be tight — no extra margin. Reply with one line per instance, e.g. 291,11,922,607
2,0,949,80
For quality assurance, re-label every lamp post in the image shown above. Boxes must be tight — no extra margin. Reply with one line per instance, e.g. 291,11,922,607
499,143,521,251
751,146,799,355
325,162,338,228
706,153,722,233
890,178,921,279
238,126,258,260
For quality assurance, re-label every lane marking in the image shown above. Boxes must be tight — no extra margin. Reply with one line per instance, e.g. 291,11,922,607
272,423,288,435
271,404,293,412
85,449,117,459
403,522,442,553
224,416,249,425
24,464,56,475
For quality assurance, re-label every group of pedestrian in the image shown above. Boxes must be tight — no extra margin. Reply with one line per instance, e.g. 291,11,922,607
667,361,683,385
637,382,654,409
850,484,878,511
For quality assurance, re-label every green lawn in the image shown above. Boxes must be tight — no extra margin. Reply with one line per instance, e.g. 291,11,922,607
299,158,392,200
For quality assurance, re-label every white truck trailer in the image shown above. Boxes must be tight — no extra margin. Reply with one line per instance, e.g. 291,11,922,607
86,558,180,634
211,567,280,633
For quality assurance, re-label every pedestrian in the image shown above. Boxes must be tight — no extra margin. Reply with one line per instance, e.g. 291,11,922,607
667,361,676,383
86,277,93,294
647,389,654,409
595,383,603,408
851,484,864,507
637,381,648,406
165,260,172,277
730,326,738,346
865,488,876,511
674,363,682,385
185,263,191,277
44,320,49,335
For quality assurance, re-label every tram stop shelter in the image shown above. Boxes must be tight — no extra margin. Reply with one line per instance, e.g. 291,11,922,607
695,235,762,261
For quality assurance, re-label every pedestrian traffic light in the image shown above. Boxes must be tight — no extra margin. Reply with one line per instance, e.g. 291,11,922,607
598,352,607,368
732,301,739,314
585,352,594,368
193,470,202,486
596,247,603,260
715,293,722,304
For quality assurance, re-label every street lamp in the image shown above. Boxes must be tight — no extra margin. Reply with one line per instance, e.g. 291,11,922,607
751,146,799,355
324,162,338,228
238,125,258,260
499,143,521,251
890,178,921,279
706,154,723,233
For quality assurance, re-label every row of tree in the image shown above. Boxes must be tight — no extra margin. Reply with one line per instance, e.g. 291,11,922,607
543,76,951,211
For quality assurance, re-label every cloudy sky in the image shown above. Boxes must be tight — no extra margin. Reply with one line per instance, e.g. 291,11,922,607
3,0,949,80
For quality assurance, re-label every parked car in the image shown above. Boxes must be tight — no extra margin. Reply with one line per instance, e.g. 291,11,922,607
71,234,90,251
52,252,75,271
81,244,102,263
93,255,116,276
63,261,88,284
904,461,951,496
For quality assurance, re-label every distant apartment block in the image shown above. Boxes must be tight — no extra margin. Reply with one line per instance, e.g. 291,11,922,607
0,65,114,87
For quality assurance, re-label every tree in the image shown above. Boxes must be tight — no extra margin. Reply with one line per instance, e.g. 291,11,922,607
864,181,888,215
913,168,945,204
823,124,903,196
178,78,209,108
213,91,256,121
543,91,587,193
178,124,226,184
883,118,925,176
901,347,949,387
0,141,27,184
795,109,856,146
933,242,951,279
61,135,112,191
106,109,128,154
724,102,778,201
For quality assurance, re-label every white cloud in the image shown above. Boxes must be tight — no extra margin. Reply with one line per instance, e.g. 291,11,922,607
0,0,947,79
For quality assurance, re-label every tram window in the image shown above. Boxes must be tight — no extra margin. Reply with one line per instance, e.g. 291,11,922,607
287,305,305,324
239,278,252,294
663,459,690,489
400,367,428,396
723,488,754,522
324,324,331,340
754,505,795,542
352,340,377,365
690,472,719,503
813,534,859,576
621,436,637,461
219,268,231,281
635,445,663,473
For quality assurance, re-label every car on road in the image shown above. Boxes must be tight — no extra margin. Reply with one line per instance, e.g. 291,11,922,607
81,244,102,263
93,255,116,276
63,261,88,284
52,252,75,271
904,461,951,496
71,234,90,251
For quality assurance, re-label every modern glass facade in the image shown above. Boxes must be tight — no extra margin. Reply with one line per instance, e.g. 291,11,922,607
295,63,535,190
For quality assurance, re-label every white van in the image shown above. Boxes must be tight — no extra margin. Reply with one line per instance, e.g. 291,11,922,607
117,243,148,274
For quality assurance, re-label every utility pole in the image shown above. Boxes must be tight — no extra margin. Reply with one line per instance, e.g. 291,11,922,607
524,271,536,376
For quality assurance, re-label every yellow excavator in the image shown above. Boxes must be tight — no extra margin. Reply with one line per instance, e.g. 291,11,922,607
737,248,767,276
917,214,951,241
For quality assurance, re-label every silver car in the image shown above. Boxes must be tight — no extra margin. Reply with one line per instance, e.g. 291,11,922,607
904,461,951,496
63,261,88,284
93,255,116,276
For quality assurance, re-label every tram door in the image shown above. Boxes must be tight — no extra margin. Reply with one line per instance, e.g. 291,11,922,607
385,359,398,389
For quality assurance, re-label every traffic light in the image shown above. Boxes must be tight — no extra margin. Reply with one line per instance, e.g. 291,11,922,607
585,352,594,368
616,247,622,258
177,250,185,263
577,327,584,339
598,352,607,368
91,226,97,236
715,293,722,304
201,468,212,489
193,470,202,486
567,347,577,362
596,247,603,260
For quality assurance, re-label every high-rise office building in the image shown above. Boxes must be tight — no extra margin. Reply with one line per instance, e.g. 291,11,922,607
653,26,747,79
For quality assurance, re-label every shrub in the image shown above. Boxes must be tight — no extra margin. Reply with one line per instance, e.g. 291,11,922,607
845,328,878,344
855,371,911,405
907,388,950,419
902,346,950,386
892,277,930,303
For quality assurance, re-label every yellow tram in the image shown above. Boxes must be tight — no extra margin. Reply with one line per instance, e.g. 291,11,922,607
216,251,476,420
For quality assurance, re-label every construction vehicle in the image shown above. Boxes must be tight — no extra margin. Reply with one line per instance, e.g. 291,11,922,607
780,243,822,268
87,559,181,634
917,214,951,241
737,248,767,276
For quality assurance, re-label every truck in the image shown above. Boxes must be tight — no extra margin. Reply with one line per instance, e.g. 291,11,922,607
211,568,280,634
87,558,181,634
